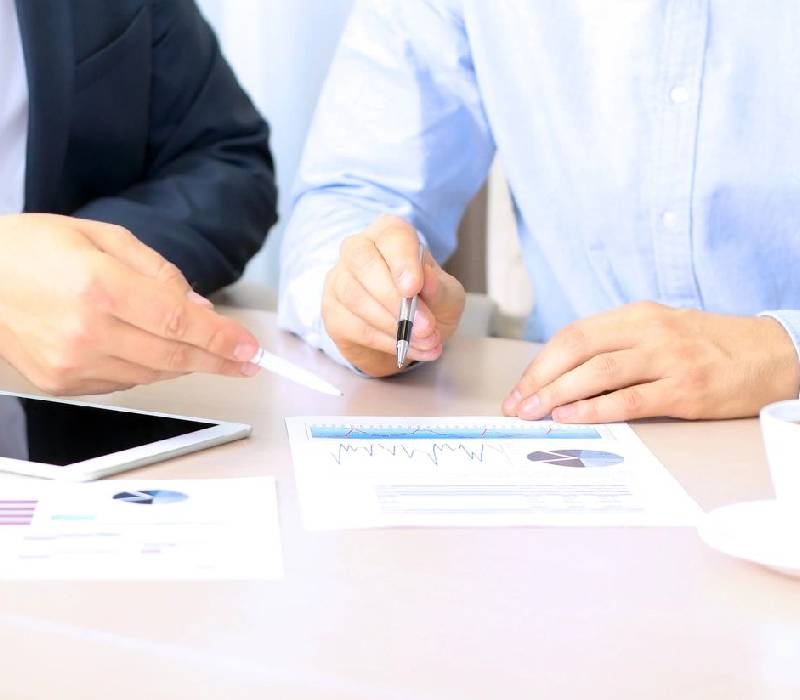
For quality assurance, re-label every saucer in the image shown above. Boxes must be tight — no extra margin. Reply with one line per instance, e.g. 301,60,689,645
697,499,800,578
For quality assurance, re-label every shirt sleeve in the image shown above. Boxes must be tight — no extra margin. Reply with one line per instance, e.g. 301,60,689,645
759,310,800,398
278,0,495,366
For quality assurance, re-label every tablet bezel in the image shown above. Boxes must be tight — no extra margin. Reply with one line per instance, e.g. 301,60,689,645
0,390,251,481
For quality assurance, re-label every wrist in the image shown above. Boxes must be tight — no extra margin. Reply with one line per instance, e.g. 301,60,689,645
758,314,800,400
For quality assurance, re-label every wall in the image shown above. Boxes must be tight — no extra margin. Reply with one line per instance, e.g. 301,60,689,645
196,0,355,290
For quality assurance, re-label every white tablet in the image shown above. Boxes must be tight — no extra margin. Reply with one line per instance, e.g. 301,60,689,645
0,390,251,481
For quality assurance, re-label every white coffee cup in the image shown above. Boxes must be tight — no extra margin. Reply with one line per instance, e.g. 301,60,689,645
760,400,800,505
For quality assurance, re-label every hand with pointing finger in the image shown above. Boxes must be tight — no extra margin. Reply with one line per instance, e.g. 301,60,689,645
502,301,800,423
322,215,465,377
0,213,263,395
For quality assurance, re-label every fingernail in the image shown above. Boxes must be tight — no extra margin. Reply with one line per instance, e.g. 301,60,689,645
519,394,542,418
187,291,213,307
553,404,576,421
240,362,261,377
233,343,258,362
502,390,523,414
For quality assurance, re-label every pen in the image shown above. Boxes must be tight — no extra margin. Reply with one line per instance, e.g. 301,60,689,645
252,348,343,397
396,243,425,369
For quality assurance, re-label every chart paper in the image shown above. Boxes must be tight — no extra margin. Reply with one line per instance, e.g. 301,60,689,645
0,477,282,580
285,417,700,530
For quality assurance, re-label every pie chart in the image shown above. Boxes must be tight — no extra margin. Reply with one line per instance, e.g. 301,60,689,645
112,490,188,505
526,449,623,468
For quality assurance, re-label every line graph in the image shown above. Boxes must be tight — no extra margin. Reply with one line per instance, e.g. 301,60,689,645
310,423,601,441
329,442,508,467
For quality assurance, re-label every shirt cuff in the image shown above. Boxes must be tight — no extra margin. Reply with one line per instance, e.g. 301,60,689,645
759,310,800,399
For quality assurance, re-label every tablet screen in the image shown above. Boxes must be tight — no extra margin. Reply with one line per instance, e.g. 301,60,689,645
0,395,216,466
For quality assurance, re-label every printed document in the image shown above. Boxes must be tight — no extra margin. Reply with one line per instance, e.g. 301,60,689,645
285,417,700,530
0,477,282,580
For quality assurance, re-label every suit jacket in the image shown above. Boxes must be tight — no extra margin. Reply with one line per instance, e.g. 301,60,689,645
15,0,277,293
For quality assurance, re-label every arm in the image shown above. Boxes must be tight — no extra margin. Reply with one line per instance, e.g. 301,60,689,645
278,0,495,367
74,0,277,294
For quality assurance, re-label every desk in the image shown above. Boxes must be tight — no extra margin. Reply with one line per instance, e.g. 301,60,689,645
0,310,798,700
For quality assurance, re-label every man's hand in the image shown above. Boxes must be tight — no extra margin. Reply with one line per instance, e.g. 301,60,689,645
502,301,800,423
322,215,465,376
0,214,262,395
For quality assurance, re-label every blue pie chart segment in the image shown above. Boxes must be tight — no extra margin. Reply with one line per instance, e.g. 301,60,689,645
112,490,188,505
527,449,623,468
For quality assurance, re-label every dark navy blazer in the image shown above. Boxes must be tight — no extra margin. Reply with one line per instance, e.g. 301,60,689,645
15,0,278,293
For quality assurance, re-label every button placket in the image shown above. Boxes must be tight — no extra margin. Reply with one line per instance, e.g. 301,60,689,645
650,0,709,308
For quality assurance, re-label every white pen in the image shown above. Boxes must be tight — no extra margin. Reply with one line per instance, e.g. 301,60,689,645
396,243,425,368
252,348,343,397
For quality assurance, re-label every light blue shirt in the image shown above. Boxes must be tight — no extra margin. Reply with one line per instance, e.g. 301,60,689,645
279,0,800,373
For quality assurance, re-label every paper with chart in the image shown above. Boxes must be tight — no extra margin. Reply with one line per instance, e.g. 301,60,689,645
0,477,282,580
285,417,700,530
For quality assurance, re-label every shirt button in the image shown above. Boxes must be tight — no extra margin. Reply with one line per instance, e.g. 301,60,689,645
669,86,689,104
662,211,679,228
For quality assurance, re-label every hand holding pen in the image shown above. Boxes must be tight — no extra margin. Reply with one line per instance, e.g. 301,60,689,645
320,215,466,377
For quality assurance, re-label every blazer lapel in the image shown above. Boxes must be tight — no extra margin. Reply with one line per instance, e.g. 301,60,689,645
16,0,73,212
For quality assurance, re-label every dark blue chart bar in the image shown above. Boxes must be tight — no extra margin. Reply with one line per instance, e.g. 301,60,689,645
309,424,601,440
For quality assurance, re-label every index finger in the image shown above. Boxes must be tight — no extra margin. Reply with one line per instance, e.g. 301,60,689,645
505,309,639,411
95,256,260,362
363,216,425,297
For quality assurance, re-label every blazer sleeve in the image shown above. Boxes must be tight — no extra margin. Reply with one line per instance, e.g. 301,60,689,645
73,0,277,294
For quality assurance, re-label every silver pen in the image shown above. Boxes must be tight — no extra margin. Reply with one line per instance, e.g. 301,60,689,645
396,243,425,368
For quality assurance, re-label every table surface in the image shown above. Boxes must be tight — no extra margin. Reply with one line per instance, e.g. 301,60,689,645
0,309,798,700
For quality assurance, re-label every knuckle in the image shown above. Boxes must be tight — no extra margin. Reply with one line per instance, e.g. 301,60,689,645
74,265,111,311
205,327,230,356
620,387,644,415
61,315,95,356
630,300,663,318
649,316,678,338
557,324,588,355
344,239,378,275
163,303,189,340
156,259,186,287
591,353,619,380
335,274,363,309
164,342,192,372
